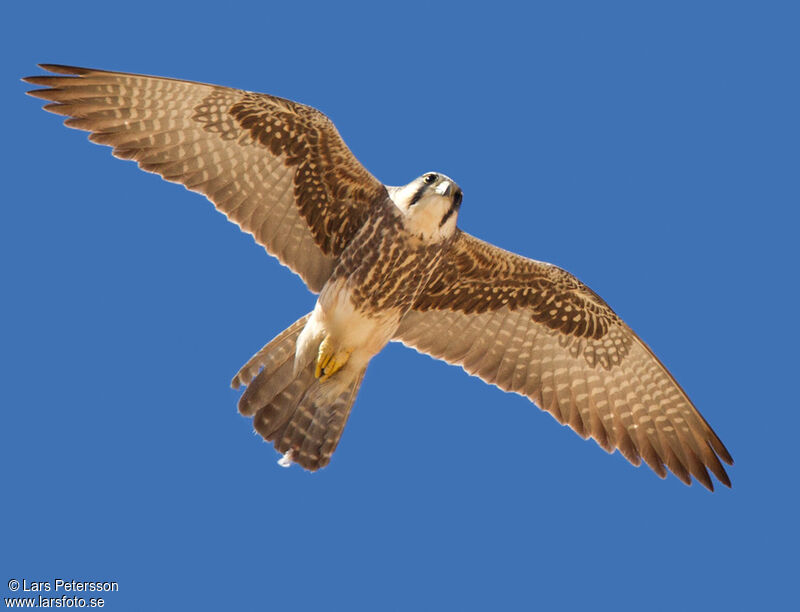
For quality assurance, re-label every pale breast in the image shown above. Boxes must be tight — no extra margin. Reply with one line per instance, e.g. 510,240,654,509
332,210,448,310
319,209,450,358
319,277,401,358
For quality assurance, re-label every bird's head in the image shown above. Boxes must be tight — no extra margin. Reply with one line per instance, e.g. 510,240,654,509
388,172,463,242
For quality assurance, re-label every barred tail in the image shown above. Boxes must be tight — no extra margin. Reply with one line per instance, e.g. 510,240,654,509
231,314,365,471
231,313,312,392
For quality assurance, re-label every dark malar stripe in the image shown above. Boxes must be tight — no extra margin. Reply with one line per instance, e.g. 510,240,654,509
408,183,429,208
439,200,459,227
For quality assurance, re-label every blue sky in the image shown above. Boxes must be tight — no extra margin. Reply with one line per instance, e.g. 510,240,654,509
2,1,798,610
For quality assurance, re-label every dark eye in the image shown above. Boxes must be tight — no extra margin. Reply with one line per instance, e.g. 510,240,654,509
423,173,437,184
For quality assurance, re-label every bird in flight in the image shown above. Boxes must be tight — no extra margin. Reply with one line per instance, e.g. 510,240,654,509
25,65,733,490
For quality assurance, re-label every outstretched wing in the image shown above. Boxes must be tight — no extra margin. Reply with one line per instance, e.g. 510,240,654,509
395,231,733,490
24,64,389,292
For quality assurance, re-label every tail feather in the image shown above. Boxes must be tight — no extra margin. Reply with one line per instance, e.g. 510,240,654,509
254,362,366,470
314,369,366,463
234,314,366,471
231,313,311,390
293,371,365,468
238,353,312,418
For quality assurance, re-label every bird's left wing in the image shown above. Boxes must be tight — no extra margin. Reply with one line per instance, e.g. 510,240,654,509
24,65,389,292
394,231,733,490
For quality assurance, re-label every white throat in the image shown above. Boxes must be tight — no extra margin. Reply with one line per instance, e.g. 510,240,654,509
387,182,459,243
403,196,456,241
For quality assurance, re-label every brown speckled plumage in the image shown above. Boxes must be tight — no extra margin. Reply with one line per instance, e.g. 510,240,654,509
417,232,622,340
25,64,732,489
25,64,385,292
331,209,451,313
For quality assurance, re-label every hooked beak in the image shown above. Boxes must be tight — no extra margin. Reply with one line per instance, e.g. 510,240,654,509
435,181,452,197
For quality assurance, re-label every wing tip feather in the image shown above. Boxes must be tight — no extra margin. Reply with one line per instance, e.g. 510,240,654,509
23,64,91,86
24,87,57,100
37,63,93,75
712,437,734,466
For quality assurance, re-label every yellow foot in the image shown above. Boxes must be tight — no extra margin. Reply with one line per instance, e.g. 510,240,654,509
315,336,352,382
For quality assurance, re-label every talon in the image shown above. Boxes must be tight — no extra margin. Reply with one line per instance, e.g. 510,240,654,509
315,336,352,381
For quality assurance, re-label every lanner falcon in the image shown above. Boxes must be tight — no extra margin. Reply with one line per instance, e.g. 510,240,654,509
25,65,733,490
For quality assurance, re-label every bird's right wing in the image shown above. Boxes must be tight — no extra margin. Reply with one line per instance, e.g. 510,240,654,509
24,64,390,292
394,231,732,490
